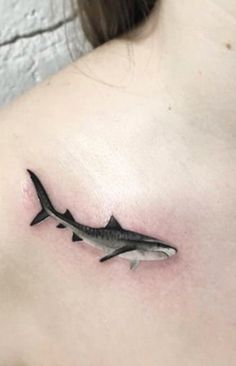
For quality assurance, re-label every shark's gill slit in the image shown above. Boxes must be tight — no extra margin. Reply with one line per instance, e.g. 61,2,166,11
27,169,178,270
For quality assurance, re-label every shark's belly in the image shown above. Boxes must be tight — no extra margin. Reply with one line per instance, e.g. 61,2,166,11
80,234,167,262
119,250,168,261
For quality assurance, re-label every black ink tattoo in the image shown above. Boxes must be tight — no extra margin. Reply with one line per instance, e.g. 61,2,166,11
27,170,177,270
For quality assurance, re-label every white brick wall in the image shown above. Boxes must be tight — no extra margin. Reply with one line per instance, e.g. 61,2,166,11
0,0,92,106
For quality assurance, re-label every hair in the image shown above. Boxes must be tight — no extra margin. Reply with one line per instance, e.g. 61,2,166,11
75,0,158,47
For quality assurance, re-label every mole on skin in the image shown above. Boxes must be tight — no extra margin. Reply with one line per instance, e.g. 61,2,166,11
225,43,232,50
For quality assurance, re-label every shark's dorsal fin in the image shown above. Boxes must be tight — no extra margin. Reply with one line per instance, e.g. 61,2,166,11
105,215,122,230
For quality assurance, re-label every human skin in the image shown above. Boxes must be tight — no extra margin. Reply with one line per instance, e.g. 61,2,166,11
0,0,235,364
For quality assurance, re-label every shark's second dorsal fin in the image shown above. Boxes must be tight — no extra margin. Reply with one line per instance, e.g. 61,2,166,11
57,209,75,228
64,209,75,222
105,215,122,230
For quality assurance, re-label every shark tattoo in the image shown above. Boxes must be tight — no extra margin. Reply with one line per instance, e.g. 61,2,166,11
27,170,177,270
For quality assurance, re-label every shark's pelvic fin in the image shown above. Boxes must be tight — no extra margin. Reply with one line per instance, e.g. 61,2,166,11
30,208,49,226
57,223,66,229
105,215,122,230
72,233,82,242
130,259,140,270
99,245,135,262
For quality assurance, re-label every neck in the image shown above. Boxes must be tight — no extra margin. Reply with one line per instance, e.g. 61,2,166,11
133,0,236,143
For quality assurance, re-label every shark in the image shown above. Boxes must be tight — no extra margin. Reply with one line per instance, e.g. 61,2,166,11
27,169,177,270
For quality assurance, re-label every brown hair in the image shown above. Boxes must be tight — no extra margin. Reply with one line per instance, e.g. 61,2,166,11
75,0,157,47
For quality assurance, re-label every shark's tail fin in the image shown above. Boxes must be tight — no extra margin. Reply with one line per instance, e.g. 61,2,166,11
27,169,55,226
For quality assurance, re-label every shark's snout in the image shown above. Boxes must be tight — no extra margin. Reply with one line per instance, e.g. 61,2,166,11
164,247,177,257
153,245,177,258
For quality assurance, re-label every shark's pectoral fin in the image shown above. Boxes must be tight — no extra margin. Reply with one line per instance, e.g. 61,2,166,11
99,245,135,263
72,233,82,242
130,259,140,270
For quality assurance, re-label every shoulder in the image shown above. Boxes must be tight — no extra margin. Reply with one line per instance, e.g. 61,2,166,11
0,38,134,161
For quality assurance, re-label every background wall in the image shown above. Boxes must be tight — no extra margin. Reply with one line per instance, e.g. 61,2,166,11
0,0,91,106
